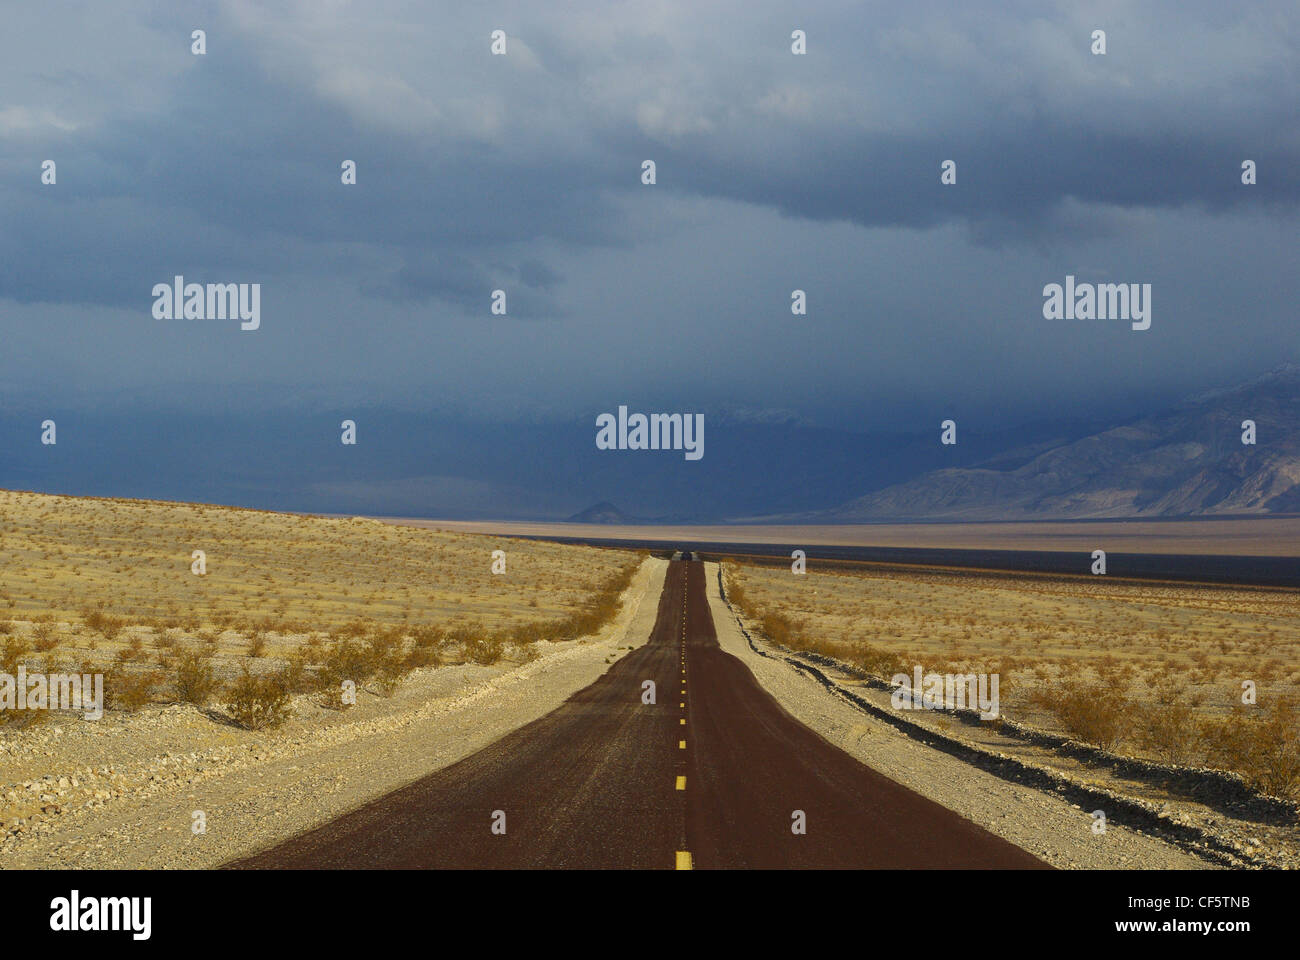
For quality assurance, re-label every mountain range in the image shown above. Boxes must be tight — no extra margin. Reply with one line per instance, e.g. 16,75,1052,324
812,364,1300,521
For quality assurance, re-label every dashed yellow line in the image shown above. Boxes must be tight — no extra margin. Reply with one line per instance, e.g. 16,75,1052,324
675,776,686,790
679,740,686,749
675,850,693,870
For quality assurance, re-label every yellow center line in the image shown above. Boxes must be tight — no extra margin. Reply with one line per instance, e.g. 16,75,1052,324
675,850,693,870
675,776,686,790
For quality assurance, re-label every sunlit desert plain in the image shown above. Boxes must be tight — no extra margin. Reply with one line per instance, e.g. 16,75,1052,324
0,488,640,727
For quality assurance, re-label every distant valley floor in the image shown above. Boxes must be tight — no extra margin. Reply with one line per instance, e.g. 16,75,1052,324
380,517,1300,557
379,517,1300,587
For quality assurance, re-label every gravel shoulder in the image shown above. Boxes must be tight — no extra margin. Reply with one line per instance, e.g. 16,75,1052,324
703,562,1211,869
0,557,668,869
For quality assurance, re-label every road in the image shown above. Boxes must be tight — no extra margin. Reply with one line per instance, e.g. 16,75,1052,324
227,560,1046,869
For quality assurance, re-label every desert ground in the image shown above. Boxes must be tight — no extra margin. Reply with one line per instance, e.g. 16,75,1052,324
723,558,1300,785
0,490,640,641
0,488,659,862
3,489,1296,868
0,488,643,711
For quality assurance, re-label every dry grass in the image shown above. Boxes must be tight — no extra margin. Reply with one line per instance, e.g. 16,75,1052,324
0,489,642,724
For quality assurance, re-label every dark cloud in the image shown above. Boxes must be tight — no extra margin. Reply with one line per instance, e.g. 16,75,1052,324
0,0,1295,508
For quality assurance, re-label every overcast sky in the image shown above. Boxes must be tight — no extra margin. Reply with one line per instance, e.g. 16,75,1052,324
2,0,1297,440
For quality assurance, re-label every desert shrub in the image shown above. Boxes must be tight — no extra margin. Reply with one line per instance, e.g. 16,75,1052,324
225,665,293,730
32,619,60,652
464,635,505,666
0,636,48,728
97,615,125,644
315,633,410,696
1,634,32,674
1038,677,1131,751
317,638,371,688
404,643,442,670
760,612,791,644
278,652,314,695
759,612,798,647
105,668,163,712
244,626,268,658
410,623,445,649
1134,682,1205,765
367,628,410,695
854,643,905,679
990,662,1016,704
529,561,639,642
372,665,405,696
1202,699,1300,799
337,619,370,640
116,635,145,663
508,621,547,645
724,577,746,608
444,623,483,646
172,650,220,706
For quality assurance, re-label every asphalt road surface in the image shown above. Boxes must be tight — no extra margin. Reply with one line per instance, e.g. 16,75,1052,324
228,560,1047,869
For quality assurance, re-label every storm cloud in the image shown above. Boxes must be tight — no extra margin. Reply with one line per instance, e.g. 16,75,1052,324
1,1,1296,514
